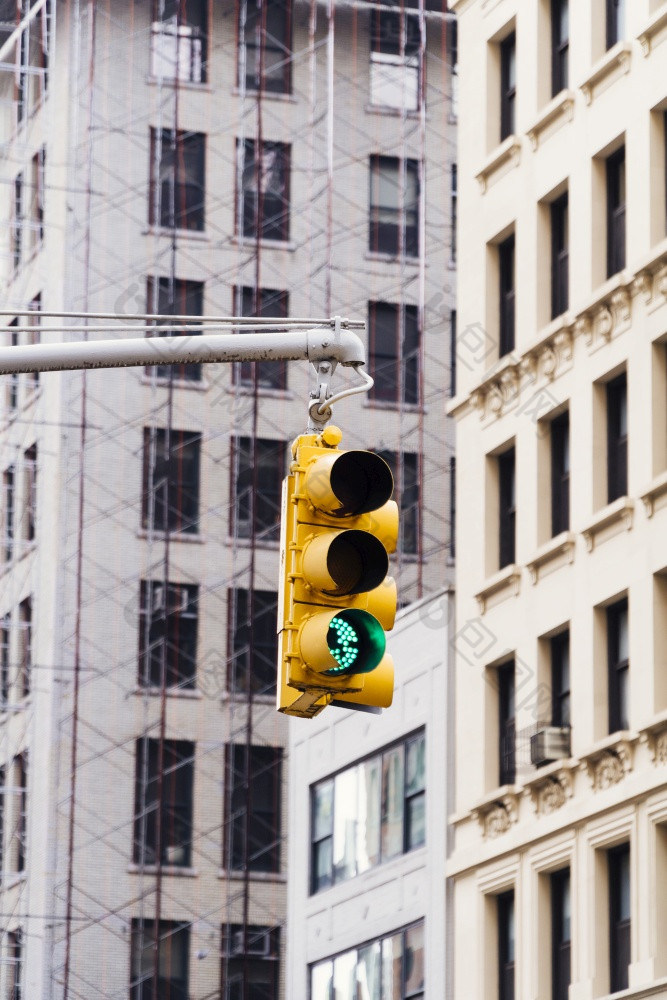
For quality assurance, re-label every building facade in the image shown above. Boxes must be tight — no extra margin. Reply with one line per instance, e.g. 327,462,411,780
448,1,667,998
0,1,455,997
286,588,452,1000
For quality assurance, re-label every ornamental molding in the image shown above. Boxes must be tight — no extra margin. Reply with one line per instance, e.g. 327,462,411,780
475,135,522,193
579,42,632,106
580,733,638,791
637,5,667,56
526,90,575,150
472,789,521,838
581,496,634,552
639,712,667,764
524,760,577,817
639,470,667,518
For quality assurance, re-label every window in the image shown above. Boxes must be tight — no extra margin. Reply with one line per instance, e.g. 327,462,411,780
28,146,45,250
13,0,51,121
138,581,198,690
499,233,515,357
133,738,194,867
498,890,515,1000
231,436,285,542
8,928,22,1000
240,0,292,94
498,662,516,786
3,466,15,562
376,451,420,555
551,631,570,727
27,295,40,389
22,444,36,544
141,427,201,535
9,754,28,874
221,925,280,1000
11,174,23,271
228,588,278,696
130,919,190,1000
606,0,625,49
239,139,290,242
146,276,203,382
368,302,420,406
449,18,458,118
369,155,419,258
551,193,569,318
500,33,516,141
607,597,629,733
150,0,207,84
149,128,205,232
498,447,516,569
607,372,627,502
451,163,457,263
233,286,288,391
224,744,282,873
606,147,626,278
310,731,425,893
1,620,9,707
551,868,571,1000
450,309,457,397
369,4,420,111
17,598,31,699
450,455,456,560
551,411,569,536
310,921,424,1000
608,843,630,991
7,320,19,412
551,0,569,95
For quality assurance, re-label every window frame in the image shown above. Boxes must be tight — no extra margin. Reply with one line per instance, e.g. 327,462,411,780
238,138,291,243
146,276,204,383
148,127,206,233
551,867,571,1000
550,630,570,728
498,447,516,569
498,233,515,358
133,738,195,869
239,0,293,95
497,889,515,1000
230,436,286,543
607,597,629,734
606,146,626,278
369,154,420,259
368,301,420,406
224,743,282,874
233,286,289,391
141,426,202,536
551,0,569,96
550,192,569,319
221,924,280,1000
500,32,516,141
608,842,631,992
376,449,420,556
150,0,208,85
227,587,278,696
130,918,190,1000
550,410,570,536
138,580,199,690
497,661,516,786
606,372,628,503
606,0,625,50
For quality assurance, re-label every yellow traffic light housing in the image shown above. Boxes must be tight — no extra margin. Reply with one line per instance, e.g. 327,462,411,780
277,425,398,718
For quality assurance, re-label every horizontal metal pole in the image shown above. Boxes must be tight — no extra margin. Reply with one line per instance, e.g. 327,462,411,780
0,328,366,375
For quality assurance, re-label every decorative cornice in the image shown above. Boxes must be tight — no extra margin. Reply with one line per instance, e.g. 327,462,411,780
526,90,575,149
580,733,638,791
471,788,521,838
523,760,577,816
475,135,521,193
639,470,667,518
637,4,667,56
474,564,521,614
581,496,634,552
579,42,632,105
525,531,575,584
639,710,667,764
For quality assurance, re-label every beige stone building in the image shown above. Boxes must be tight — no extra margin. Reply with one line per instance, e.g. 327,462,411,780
448,0,667,998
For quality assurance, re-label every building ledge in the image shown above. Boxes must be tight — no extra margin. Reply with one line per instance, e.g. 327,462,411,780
474,563,520,614
579,41,632,105
527,89,575,149
639,469,667,517
639,708,667,764
219,869,287,883
470,785,521,839
525,531,575,584
523,758,578,816
581,496,634,552
580,731,639,791
475,134,521,193
638,3,667,56
127,864,198,877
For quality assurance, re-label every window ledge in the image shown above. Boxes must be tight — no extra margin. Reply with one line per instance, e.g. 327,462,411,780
140,374,209,391
221,692,276,705
527,89,575,149
127,864,198,877
228,386,294,401
579,41,632,105
365,102,421,119
470,785,521,839
579,731,638,791
474,563,520,614
525,531,575,584
131,687,202,699
639,469,667,518
136,530,206,544
523,758,578,816
147,74,211,92
225,537,280,550
362,399,424,414
219,869,286,883
143,227,209,242
364,251,420,266
638,4,667,56
581,496,634,552
475,134,521,194
230,237,296,252
233,86,296,103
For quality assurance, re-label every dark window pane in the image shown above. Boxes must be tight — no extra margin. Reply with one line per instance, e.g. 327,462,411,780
231,437,285,542
138,581,198,689
234,286,288,390
222,925,280,1000
551,631,570,727
606,147,626,277
551,193,569,319
229,588,278,696
369,302,420,405
498,890,515,1000
607,598,629,733
149,128,205,232
498,448,516,568
499,234,515,357
225,745,282,873
608,843,630,991
133,739,194,867
551,0,569,95
151,0,208,83
551,411,570,536
130,919,190,1000
376,450,420,555
142,427,201,534
240,139,290,242
146,276,204,381
551,868,571,1000
369,156,419,258
606,0,625,49
607,373,627,503
241,0,292,94
500,33,516,140
498,663,515,786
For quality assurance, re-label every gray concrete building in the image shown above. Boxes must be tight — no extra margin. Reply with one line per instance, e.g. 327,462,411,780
0,1,455,997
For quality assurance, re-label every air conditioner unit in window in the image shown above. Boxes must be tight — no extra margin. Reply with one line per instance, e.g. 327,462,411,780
530,726,570,767
232,929,271,957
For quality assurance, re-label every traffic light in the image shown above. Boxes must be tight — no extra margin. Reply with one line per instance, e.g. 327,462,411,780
277,425,398,719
